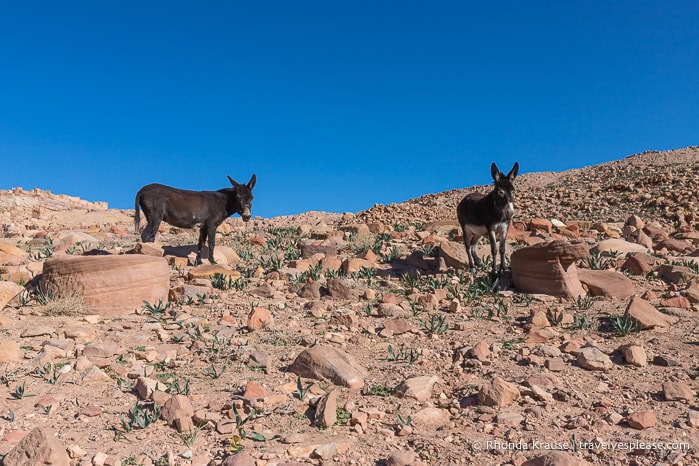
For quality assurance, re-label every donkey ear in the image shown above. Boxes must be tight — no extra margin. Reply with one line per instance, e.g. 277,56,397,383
506,162,519,181
247,174,257,190
491,163,501,181
227,175,240,187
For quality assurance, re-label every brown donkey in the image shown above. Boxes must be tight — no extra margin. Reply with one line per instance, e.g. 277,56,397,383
456,162,518,274
135,174,256,265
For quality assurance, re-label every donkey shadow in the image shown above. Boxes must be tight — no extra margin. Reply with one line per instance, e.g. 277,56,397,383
163,245,214,263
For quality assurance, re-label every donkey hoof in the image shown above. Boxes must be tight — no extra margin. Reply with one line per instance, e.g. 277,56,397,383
209,259,218,265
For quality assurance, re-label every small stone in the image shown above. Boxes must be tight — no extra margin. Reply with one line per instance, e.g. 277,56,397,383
221,451,255,466
386,450,416,466
620,344,647,367
626,410,656,429
395,375,439,402
577,347,613,371
243,381,267,400
247,307,273,331
479,377,520,407
313,390,338,428
411,407,450,427
469,341,491,360
662,381,695,402
93,452,109,466
545,357,565,371
496,412,524,426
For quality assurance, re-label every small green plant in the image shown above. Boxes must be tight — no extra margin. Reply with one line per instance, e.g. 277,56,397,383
546,308,564,326
512,293,533,307
203,364,227,379
142,299,171,316
231,277,249,291
120,402,161,433
5,410,15,422
12,382,35,399
34,362,64,385
179,295,195,306
493,299,510,320
363,303,374,317
501,337,525,351
31,239,54,260
179,426,203,448
258,255,282,273
397,413,413,427
405,297,424,317
31,286,54,305
464,276,498,302
18,290,32,306
295,376,312,401
584,251,616,270
195,292,209,305
575,295,594,310
38,404,52,415
166,378,190,395
382,246,402,264
571,314,594,330
231,404,256,438
363,385,394,397
385,344,420,364
420,314,449,335
335,407,351,426
670,259,699,274
352,266,376,281
418,244,437,258
400,272,421,290
610,315,641,335
211,273,235,290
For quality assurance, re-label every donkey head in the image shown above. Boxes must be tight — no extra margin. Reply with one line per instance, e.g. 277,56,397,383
490,162,519,214
227,174,257,222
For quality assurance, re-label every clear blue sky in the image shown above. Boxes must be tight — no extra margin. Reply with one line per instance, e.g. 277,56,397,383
1,1,697,218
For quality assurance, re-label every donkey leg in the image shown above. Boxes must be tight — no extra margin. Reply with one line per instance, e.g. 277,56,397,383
499,227,508,272
195,225,207,265
141,216,161,243
488,230,498,275
206,224,218,265
461,228,475,270
471,235,482,267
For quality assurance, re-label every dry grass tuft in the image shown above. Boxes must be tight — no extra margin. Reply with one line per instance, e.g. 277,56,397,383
41,290,85,317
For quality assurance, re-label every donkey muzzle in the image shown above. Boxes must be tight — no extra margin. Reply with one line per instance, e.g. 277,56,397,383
242,209,251,222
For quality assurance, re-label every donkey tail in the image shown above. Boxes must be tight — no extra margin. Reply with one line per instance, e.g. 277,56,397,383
134,191,142,235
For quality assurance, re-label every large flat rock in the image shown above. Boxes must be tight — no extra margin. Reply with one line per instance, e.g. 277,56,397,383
41,255,169,316
511,240,588,298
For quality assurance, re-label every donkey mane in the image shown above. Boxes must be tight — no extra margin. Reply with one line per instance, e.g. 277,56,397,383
456,162,519,274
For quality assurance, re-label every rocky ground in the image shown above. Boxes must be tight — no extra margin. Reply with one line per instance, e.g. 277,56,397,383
0,147,698,466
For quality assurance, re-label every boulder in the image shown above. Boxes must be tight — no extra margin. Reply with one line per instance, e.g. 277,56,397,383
290,346,366,389
41,255,169,316
577,269,634,298
591,238,649,256
3,427,70,466
625,296,678,329
511,240,588,297
0,280,25,310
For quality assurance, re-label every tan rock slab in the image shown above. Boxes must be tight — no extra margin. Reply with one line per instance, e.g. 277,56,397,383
41,255,169,316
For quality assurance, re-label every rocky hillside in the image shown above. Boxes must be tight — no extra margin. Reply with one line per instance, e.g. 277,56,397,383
357,146,699,228
0,146,698,466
